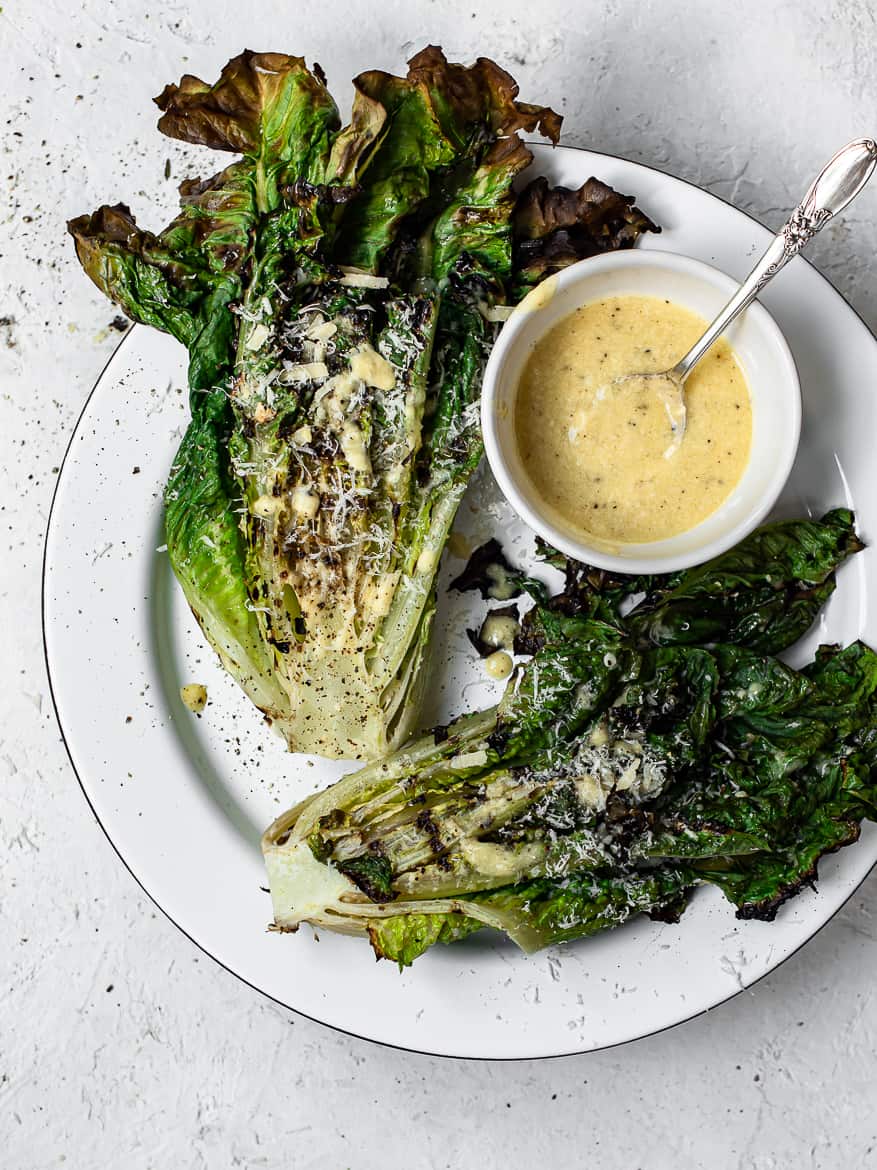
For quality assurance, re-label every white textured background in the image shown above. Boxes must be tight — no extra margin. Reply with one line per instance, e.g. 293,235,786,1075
3,1,877,1166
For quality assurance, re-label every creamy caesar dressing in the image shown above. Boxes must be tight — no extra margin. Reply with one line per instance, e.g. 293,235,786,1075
515,295,752,543
484,650,514,679
179,683,208,713
480,613,520,651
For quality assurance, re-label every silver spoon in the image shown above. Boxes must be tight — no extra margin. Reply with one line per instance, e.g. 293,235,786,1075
613,138,877,445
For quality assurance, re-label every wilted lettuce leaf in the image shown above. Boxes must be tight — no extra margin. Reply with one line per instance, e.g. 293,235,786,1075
155,49,340,170
68,203,210,351
333,45,561,276
639,639,877,915
490,615,632,760
468,868,693,953
627,508,863,654
367,911,483,967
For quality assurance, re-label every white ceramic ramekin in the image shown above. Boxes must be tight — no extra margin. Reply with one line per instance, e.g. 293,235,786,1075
481,249,801,574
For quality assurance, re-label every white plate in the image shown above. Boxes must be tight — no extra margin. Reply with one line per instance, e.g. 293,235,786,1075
44,145,877,1059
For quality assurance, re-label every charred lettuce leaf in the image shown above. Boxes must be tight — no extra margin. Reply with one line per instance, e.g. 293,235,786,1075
522,509,862,655
626,508,862,654
263,512,876,964
155,49,341,174
448,538,548,603
70,47,658,760
631,638,877,918
68,202,224,367
512,175,660,297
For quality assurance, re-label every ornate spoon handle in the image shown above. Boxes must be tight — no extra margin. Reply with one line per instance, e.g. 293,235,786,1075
672,138,877,383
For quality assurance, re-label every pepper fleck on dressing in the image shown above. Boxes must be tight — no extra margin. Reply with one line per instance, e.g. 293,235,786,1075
515,295,752,543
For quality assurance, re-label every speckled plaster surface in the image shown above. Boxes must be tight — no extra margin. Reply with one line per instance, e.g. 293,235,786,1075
2,1,877,1166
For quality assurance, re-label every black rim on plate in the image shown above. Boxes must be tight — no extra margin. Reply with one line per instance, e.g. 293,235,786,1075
42,148,877,1061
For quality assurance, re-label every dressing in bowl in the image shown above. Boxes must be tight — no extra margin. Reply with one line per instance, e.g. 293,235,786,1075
515,294,752,544
481,250,801,575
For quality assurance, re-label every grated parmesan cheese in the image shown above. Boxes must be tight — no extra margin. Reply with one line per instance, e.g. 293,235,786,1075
448,749,488,771
244,323,270,351
306,319,338,342
280,361,329,384
478,302,514,323
338,267,389,289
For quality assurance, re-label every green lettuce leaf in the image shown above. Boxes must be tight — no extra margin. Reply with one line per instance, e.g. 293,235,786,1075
367,911,483,967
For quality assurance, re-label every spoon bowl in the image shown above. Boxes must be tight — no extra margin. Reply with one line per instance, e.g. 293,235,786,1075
606,368,688,447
